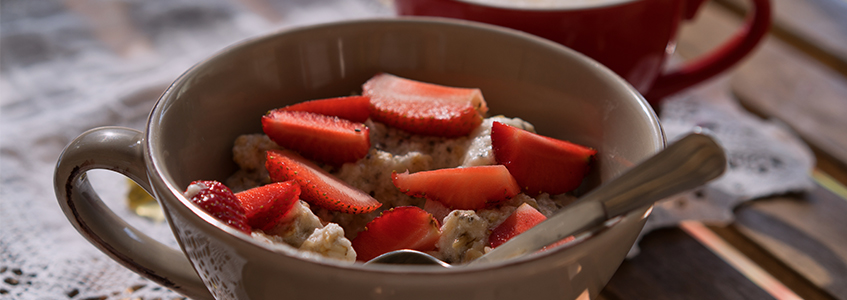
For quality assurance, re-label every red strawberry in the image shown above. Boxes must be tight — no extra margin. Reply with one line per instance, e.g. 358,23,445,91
488,203,575,250
541,236,576,251
392,165,520,210
265,149,381,214
185,180,251,234
351,206,441,262
363,73,488,137
262,110,370,165
423,199,452,226
234,181,301,231
488,203,546,248
491,121,597,196
281,95,371,123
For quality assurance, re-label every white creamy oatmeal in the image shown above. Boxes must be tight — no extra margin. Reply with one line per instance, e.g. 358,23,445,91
227,116,576,263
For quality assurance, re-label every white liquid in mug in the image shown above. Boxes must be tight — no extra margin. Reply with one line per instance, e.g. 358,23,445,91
461,0,636,9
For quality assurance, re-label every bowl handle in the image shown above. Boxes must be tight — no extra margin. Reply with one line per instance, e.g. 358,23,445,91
53,126,213,300
645,0,771,102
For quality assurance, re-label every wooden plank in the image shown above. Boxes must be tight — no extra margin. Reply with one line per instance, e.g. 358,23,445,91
732,185,847,299
767,0,847,66
600,228,774,299
731,52,847,176
674,1,740,60
681,221,803,300
729,29,847,176
718,0,847,76
812,149,847,189
691,0,847,174
709,223,838,300
676,1,847,172
665,3,847,299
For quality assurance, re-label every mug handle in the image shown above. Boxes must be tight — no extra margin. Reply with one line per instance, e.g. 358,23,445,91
645,0,771,102
54,127,213,300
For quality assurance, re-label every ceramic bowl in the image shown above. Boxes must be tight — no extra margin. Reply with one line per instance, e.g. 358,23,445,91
55,18,664,300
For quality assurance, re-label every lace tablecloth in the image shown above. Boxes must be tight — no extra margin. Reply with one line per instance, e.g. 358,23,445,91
0,1,813,299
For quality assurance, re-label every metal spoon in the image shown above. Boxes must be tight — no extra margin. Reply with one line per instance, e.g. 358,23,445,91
364,131,727,267
365,249,453,267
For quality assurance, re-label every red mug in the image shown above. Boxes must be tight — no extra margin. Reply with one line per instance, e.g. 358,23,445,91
395,0,771,105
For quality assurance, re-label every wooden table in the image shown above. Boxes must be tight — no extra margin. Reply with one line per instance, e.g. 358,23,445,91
599,0,847,299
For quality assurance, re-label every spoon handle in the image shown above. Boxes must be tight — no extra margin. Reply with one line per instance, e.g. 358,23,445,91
473,132,727,264
587,131,727,216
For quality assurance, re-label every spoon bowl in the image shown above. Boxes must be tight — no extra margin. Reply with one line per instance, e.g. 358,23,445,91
365,249,453,267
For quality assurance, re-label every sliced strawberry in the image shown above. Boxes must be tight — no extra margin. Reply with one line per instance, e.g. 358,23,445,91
265,149,381,214
351,206,441,262
262,110,370,166
489,203,546,248
184,180,252,234
280,95,370,123
423,199,452,226
392,165,520,210
363,73,488,137
234,181,301,231
541,236,577,251
491,121,597,196
489,203,575,250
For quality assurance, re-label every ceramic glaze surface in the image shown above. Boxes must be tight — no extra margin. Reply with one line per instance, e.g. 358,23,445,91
396,0,771,103
56,18,664,300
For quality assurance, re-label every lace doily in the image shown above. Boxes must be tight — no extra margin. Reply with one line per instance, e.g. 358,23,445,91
0,1,391,299
629,78,816,255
